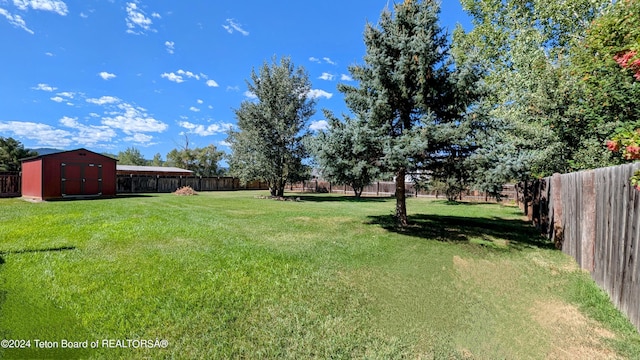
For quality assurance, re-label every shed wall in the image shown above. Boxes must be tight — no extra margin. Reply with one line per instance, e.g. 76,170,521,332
23,149,117,200
21,159,42,199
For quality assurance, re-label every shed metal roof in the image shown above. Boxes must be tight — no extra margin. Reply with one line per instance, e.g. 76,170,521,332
116,165,193,174
20,148,116,162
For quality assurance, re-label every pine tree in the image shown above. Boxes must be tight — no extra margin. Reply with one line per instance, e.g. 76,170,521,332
341,0,476,226
307,111,384,198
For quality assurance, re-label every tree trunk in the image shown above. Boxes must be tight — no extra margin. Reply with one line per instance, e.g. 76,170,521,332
395,168,408,227
276,179,285,197
354,186,363,198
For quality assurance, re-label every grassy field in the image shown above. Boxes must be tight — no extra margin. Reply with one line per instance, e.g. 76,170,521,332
0,191,639,359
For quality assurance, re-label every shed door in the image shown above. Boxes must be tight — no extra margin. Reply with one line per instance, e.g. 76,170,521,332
61,163,102,197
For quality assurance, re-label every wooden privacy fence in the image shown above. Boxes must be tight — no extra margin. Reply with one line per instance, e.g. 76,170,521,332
116,175,268,193
521,162,640,332
289,179,517,202
1,172,515,200
0,172,20,197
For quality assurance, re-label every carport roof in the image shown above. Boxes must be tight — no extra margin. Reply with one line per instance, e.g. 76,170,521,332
116,165,193,174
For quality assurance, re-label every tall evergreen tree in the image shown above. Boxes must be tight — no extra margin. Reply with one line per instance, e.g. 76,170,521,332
117,146,146,166
341,0,477,226
228,56,315,197
0,137,36,172
150,153,163,167
307,111,384,198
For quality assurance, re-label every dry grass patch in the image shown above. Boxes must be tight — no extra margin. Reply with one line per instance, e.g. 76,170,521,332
531,299,620,360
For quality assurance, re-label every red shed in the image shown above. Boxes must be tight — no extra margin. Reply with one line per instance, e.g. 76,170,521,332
21,148,117,201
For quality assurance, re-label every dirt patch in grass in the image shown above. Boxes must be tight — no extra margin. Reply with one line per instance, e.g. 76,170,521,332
527,252,583,275
530,300,619,360
451,254,622,359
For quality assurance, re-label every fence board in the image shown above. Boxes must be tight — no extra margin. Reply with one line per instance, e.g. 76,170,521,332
524,162,640,332
0,173,20,197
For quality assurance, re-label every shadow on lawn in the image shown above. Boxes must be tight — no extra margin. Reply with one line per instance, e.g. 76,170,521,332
0,246,77,255
296,195,390,203
367,213,554,250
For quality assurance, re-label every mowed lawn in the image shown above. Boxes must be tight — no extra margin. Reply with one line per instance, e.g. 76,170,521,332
0,192,639,359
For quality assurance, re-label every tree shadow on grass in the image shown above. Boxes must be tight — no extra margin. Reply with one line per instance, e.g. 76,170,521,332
296,195,391,203
0,246,76,255
366,213,554,251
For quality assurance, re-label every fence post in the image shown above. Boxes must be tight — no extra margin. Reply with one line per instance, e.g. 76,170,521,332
582,171,596,272
551,173,563,248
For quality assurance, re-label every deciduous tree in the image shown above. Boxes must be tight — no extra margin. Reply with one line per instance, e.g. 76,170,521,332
456,0,617,176
227,56,315,197
166,144,224,177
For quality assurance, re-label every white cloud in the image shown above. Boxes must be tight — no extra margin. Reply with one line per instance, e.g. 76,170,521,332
32,83,56,92
86,96,120,105
310,120,329,131
0,121,72,147
340,74,353,81
177,69,200,80
0,8,33,34
222,18,249,36
226,85,240,92
243,91,257,100
102,103,168,134
125,1,154,35
179,121,232,136
57,91,74,98
59,116,117,146
13,0,68,16
197,99,204,104
323,57,336,65
124,133,153,144
50,96,64,103
99,71,116,80
206,79,218,87
151,12,161,19
307,89,333,99
189,106,200,112
318,72,335,81
79,12,88,18
218,140,231,147
161,72,184,83
165,40,174,54
45,51,54,56
310,57,337,65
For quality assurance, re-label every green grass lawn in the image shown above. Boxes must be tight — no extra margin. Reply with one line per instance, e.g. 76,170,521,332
0,191,639,359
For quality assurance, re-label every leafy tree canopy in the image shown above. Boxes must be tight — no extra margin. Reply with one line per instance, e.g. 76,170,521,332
117,146,146,166
227,56,315,197
166,142,224,177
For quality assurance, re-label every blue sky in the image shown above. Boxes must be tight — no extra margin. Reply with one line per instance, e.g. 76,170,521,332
0,0,471,160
